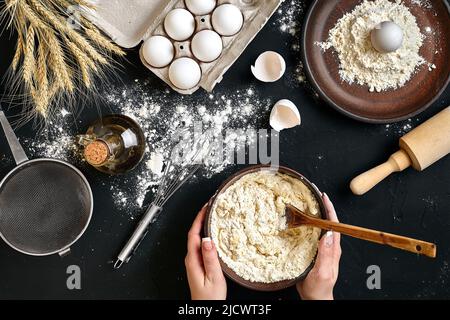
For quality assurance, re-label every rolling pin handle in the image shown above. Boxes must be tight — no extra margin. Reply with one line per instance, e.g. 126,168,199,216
350,150,411,195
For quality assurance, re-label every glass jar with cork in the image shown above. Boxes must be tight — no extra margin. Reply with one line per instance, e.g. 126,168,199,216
77,114,146,175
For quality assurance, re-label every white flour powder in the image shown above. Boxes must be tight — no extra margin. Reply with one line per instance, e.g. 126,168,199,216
274,0,308,86
22,82,273,218
274,0,305,36
316,0,431,92
104,82,273,214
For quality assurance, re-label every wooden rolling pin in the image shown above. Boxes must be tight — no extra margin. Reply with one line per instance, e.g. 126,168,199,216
351,106,450,195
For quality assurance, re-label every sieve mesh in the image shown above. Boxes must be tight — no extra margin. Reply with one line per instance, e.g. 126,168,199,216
0,160,92,255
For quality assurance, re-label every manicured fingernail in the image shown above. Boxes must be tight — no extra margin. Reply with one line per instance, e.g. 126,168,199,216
325,231,334,247
202,237,213,250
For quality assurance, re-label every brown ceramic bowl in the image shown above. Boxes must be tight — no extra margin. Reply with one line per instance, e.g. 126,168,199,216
203,165,326,292
302,0,450,123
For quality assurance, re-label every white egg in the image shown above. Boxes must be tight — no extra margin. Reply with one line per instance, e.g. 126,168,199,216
164,8,195,41
371,21,404,53
191,30,223,62
212,4,243,36
142,36,174,68
169,57,202,90
185,0,216,15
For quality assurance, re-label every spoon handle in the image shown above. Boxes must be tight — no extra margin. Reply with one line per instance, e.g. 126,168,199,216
307,217,436,258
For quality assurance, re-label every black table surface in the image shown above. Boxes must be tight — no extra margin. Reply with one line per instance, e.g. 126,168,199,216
0,1,449,300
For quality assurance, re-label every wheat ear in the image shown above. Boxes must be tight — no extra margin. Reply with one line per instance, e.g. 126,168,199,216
72,0,95,9
50,0,124,56
22,25,35,88
35,36,50,116
18,0,49,30
5,0,20,10
65,36,95,88
12,33,23,71
29,0,108,65
43,28,74,93
84,28,125,56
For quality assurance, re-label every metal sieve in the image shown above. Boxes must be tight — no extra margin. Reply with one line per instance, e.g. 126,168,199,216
0,106,93,256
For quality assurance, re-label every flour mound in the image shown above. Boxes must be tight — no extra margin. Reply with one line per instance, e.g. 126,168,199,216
317,0,428,92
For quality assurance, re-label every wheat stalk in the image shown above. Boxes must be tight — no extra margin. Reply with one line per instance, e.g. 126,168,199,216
35,37,50,115
18,0,49,30
22,25,35,88
64,36,94,88
30,0,108,64
2,0,125,122
44,28,74,92
6,0,21,10
48,0,94,9
11,33,23,71
84,28,125,56
51,0,124,56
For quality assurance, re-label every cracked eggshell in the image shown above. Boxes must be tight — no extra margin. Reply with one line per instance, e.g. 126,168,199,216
251,51,286,82
269,99,301,132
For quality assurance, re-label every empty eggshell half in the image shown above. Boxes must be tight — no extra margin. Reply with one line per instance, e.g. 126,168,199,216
269,99,301,132
251,51,286,82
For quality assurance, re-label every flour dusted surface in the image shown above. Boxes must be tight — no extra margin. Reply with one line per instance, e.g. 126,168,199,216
211,171,321,283
317,0,429,92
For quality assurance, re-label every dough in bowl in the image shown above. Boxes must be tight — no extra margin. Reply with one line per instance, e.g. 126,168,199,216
210,170,322,283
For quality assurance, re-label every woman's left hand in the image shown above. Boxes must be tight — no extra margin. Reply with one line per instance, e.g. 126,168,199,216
185,205,227,300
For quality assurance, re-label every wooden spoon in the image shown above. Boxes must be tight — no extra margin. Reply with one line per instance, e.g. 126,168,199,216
285,204,436,258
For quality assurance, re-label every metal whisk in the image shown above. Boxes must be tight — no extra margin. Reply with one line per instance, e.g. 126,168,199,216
114,133,212,269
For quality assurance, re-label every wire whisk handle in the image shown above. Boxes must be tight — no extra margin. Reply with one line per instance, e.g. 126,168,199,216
114,203,162,269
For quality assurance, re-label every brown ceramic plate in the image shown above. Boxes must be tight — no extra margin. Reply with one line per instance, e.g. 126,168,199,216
203,165,325,292
302,0,450,123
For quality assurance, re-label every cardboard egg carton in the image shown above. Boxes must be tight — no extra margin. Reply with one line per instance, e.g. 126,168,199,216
84,0,282,94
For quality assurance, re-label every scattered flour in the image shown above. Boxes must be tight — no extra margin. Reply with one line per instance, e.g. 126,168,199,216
274,0,305,36
210,170,321,283
23,108,80,162
21,83,273,218
383,117,420,136
316,0,431,92
105,82,273,213
147,152,164,176
274,0,308,87
410,0,432,9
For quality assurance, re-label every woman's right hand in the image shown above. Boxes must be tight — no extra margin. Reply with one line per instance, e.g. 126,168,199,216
296,193,342,300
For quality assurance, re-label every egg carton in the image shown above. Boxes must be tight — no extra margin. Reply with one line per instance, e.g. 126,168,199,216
84,0,282,94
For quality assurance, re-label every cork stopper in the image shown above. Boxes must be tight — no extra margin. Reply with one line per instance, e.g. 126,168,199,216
84,140,109,166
